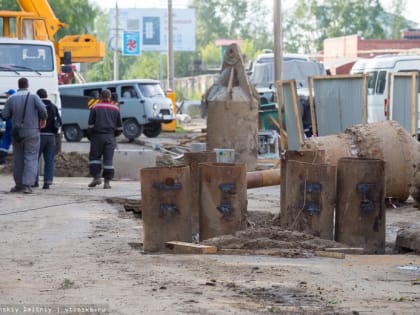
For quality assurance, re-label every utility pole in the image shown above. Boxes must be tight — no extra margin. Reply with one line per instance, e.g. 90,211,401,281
167,0,174,90
113,2,119,81
273,0,282,86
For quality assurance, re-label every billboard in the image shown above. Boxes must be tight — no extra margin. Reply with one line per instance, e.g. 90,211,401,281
109,8,195,52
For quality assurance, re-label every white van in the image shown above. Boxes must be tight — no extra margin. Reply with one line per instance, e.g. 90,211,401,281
350,55,420,124
59,79,175,142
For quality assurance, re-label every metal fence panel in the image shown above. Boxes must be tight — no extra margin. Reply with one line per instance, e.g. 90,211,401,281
313,76,365,136
282,80,304,150
391,73,418,136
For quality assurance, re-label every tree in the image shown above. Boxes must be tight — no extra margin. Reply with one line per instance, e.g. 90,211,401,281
189,0,272,50
189,0,228,48
284,0,388,53
50,0,100,39
389,0,410,39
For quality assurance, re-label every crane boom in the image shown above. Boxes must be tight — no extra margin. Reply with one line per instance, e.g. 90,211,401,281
1,0,105,83
17,0,67,40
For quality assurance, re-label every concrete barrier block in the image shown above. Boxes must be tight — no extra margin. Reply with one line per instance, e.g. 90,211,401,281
114,149,158,180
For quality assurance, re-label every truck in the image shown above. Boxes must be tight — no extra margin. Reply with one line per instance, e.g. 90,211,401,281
59,79,175,142
350,54,420,125
0,0,105,84
0,37,60,134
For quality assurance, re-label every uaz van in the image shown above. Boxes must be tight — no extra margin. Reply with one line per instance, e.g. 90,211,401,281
59,79,175,142
350,55,420,124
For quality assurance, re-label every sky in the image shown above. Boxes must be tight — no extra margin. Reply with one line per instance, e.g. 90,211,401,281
91,0,420,24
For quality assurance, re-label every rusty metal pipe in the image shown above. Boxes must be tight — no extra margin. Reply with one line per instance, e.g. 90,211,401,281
247,169,281,188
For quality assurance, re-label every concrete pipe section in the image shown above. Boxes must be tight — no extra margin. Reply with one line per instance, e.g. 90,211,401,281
302,120,420,201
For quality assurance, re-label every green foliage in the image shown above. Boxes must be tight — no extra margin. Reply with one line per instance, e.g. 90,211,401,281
389,0,410,39
200,42,222,69
0,0,19,10
175,87,203,102
190,0,228,48
124,52,162,80
50,0,100,39
189,0,272,51
283,0,398,53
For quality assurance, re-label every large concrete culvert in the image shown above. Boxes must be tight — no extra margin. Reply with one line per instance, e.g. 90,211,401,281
302,120,420,201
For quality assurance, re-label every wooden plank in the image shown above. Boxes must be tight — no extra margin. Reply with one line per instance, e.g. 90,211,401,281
165,241,217,254
315,251,345,259
324,247,365,254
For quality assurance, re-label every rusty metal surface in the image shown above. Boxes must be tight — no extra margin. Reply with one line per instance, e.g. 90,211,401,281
203,44,260,171
199,163,247,241
282,160,336,240
336,157,386,254
246,169,281,189
303,120,420,201
184,152,217,241
140,165,192,252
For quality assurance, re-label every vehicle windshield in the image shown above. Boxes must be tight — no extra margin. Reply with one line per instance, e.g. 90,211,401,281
366,70,387,95
0,43,54,72
367,71,378,95
137,83,165,97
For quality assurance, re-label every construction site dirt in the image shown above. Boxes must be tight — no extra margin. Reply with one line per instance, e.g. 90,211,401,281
0,118,419,315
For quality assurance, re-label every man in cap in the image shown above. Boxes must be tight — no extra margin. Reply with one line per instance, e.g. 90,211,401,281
0,89,16,164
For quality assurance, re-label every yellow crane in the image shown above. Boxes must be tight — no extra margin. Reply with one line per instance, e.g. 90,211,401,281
0,0,105,82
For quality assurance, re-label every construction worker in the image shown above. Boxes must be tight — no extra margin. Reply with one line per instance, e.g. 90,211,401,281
1,77,47,194
0,89,16,165
87,89,122,189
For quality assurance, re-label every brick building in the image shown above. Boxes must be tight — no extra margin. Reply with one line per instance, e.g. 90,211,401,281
323,31,420,74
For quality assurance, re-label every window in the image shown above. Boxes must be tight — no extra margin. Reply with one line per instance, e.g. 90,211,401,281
367,71,378,95
121,86,137,98
84,89,101,98
376,71,387,94
0,43,54,71
137,83,164,98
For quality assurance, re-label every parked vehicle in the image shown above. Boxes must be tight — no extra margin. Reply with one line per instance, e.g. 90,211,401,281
350,54,420,124
59,79,175,142
249,51,325,137
0,38,60,137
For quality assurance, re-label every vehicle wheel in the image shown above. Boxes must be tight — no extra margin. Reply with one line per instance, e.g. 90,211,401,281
63,125,83,142
143,122,162,138
123,118,142,140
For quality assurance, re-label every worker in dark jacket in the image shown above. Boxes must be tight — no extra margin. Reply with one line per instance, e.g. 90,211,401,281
34,88,62,189
87,89,123,189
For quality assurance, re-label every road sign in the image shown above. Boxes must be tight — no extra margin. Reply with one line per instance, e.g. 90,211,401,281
123,31,140,56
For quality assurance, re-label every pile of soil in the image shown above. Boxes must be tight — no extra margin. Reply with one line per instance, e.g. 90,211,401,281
199,210,347,257
55,151,89,177
0,151,89,177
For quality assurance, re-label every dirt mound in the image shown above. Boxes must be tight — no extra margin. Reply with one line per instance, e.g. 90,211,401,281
54,151,89,177
0,151,89,177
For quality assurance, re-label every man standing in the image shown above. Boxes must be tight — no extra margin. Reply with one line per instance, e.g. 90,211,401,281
1,77,47,194
87,89,122,189
0,89,16,165
35,88,62,189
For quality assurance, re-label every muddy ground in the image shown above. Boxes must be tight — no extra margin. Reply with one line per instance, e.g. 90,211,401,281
0,119,420,315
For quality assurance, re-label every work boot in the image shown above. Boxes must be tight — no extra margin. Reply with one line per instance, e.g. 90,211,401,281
22,186,33,194
10,186,23,193
88,177,102,188
103,179,111,189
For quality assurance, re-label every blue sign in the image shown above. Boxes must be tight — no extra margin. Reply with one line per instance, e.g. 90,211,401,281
123,31,140,56
142,16,160,46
